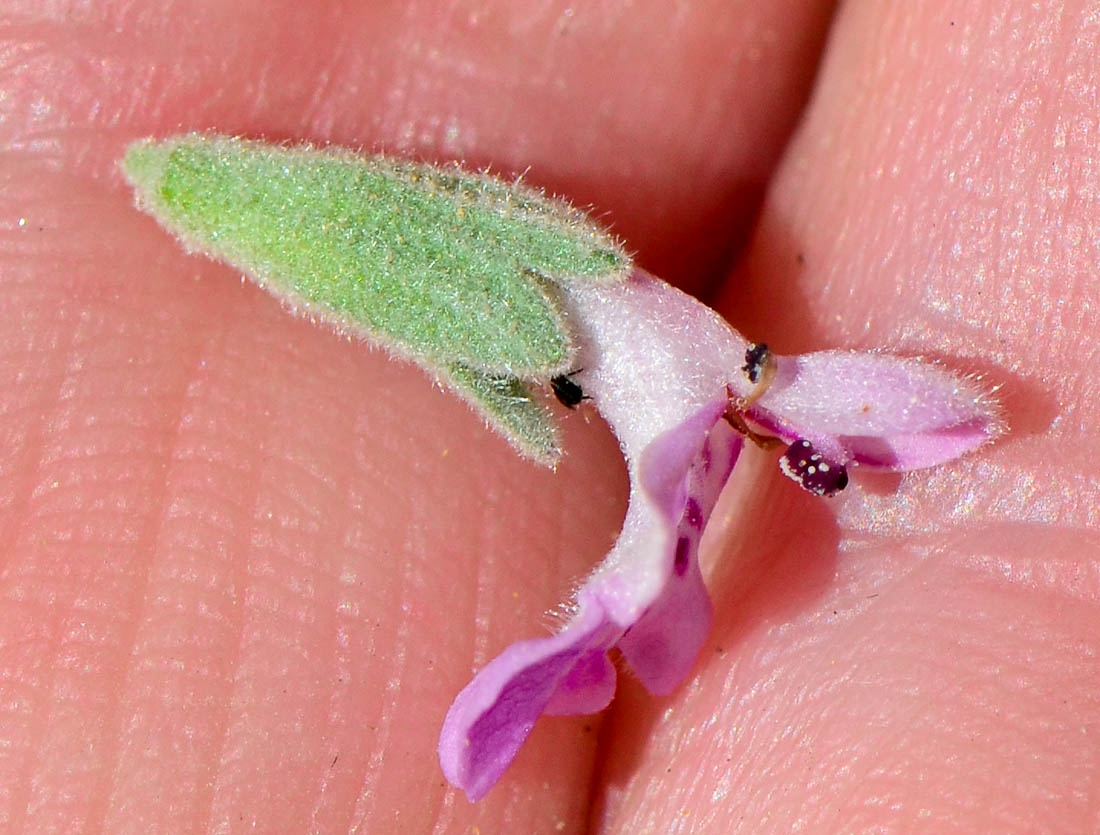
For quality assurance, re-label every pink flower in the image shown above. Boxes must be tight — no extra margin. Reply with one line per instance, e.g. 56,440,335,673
439,270,1002,800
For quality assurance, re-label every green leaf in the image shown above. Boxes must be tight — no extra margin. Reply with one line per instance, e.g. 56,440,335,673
122,133,628,463
122,134,628,378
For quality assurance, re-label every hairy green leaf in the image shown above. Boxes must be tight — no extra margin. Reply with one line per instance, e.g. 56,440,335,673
123,134,628,378
122,134,628,463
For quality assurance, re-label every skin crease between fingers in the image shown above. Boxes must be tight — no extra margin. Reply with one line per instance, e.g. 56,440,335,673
0,1,843,833
589,2,1100,832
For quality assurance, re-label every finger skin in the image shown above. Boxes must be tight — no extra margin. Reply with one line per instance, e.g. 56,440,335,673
597,1,1100,831
0,0,832,831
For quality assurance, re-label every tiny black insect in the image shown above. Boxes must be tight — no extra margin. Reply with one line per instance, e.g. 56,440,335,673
550,373,589,409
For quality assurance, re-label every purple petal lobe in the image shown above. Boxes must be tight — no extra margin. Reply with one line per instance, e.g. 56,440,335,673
438,600,618,801
543,647,618,716
747,351,1002,471
840,420,995,468
616,417,741,693
615,562,711,694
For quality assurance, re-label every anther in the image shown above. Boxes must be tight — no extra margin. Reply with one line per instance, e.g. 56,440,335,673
739,343,777,409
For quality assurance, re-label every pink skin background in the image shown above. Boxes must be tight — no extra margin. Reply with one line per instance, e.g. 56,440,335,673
1,0,1097,831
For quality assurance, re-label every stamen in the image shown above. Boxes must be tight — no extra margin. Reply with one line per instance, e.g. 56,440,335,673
725,383,849,497
723,385,785,451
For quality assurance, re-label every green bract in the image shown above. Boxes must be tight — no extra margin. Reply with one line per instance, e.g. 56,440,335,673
122,134,629,462
444,364,559,464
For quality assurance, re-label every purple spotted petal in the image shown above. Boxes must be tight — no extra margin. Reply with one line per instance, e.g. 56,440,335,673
617,415,740,694
438,408,740,800
439,270,1003,800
